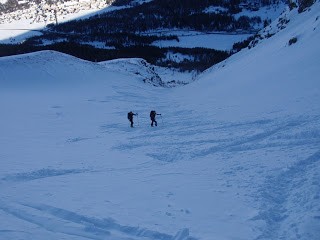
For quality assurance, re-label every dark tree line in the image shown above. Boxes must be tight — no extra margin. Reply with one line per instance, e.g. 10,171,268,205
26,31,179,49
0,42,229,72
53,0,259,34
157,47,230,71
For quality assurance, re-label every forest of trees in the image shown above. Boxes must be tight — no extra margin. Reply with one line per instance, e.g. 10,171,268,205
53,0,261,34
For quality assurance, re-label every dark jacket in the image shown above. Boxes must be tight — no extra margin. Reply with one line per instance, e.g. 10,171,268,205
128,111,135,120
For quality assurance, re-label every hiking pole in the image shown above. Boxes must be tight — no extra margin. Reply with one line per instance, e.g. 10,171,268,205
137,113,140,127
160,114,163,124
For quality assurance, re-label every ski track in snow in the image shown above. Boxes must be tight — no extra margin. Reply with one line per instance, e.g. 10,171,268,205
254,150,320,240
109,112,320,239
3,101,319,239
1,94,319,239
0,201,194,240
112,114,320,163
1,88,319,239
1,168,91,183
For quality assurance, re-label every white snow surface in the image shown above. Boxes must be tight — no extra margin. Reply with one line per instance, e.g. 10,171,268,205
0,2,320,240
151,31,252,51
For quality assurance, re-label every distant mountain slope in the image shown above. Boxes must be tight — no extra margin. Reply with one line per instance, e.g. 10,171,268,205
0,0,286,72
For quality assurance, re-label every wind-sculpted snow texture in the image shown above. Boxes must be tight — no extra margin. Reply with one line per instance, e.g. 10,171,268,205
0,2,320,240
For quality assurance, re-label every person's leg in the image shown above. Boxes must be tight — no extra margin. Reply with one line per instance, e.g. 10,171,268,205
155,120,157,126
130,119,133,127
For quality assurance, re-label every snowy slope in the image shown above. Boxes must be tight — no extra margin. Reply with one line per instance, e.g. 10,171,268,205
184,2,320,119
0,2,320,240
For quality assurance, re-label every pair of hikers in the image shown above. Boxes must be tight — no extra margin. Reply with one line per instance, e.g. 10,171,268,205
127,110,161,127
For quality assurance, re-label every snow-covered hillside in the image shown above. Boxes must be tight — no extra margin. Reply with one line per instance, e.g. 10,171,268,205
181,0,320,119
0,2,319,240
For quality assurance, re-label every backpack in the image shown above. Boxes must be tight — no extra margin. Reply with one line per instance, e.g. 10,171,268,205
150,110,156,118
127,112,131,119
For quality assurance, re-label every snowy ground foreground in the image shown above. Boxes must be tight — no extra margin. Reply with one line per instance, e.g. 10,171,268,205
1,2,320,240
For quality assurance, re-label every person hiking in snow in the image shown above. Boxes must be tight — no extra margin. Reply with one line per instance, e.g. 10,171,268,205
127,111,137,127
150,110,161,127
